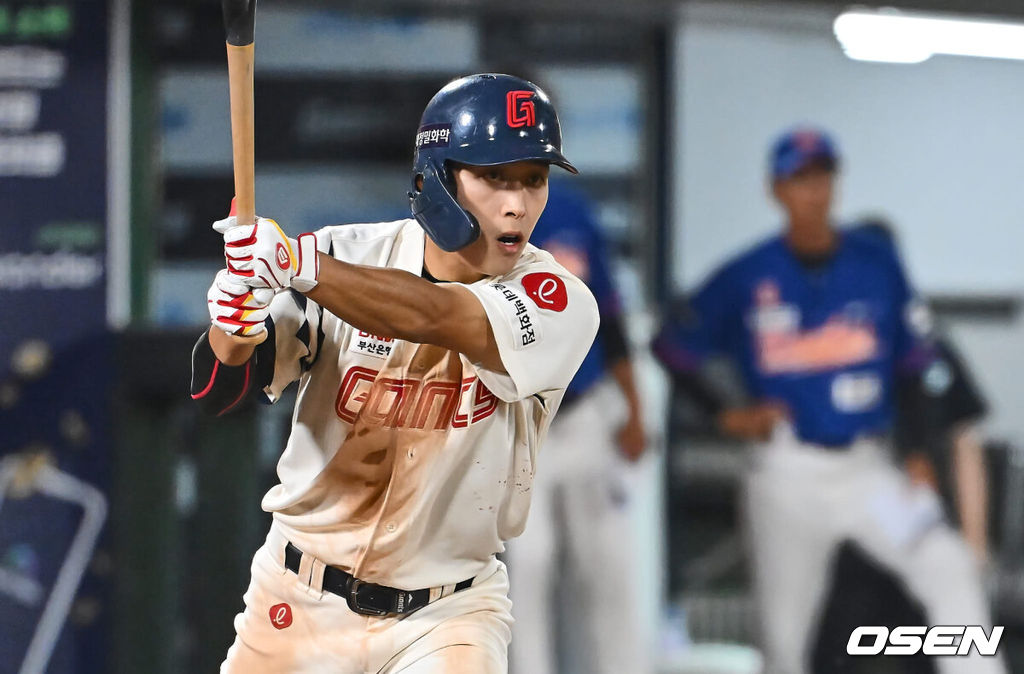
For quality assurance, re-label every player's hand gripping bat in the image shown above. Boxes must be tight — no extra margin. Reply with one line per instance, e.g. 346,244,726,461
216,0,269,346
222,0,257,227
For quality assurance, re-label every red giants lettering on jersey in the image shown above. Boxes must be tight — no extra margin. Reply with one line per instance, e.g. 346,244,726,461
357,330,394,343
335,366,498,430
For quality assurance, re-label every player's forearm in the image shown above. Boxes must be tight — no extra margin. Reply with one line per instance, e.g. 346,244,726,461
305,252,495,365
610,358,642,416
952,424,989,559
208,326,258,365
306,253,447,340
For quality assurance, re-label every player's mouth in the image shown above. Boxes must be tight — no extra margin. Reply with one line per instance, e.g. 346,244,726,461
496,232,524,253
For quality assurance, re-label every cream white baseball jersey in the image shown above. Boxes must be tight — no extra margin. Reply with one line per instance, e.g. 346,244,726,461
257,218,599,591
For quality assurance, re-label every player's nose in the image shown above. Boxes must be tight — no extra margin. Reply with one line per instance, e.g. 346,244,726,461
501,186,528,220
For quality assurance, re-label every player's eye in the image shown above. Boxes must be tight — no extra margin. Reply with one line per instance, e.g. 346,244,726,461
484,169,503,182
526,173,548,188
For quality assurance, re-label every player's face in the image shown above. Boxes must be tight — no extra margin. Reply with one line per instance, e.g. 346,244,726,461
447,161,550,278
773,164,835,226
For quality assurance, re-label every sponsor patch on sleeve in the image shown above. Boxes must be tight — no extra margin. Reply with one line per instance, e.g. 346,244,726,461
487,282,542,350
522,272,568,312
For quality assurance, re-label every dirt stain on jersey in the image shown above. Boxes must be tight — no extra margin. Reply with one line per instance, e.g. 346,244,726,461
361,448,389,465
286,345,465,568
350,344,463,578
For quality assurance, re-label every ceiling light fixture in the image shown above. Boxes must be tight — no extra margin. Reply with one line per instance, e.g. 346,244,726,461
834,8,1024,64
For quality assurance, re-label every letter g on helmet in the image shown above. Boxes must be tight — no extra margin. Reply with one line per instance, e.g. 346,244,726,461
408,73,578,252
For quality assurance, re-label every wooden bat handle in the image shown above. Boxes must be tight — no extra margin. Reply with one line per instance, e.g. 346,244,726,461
226,42,255,226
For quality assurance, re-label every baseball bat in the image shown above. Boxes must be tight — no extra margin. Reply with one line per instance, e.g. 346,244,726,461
218,0,269,346
222,0,258,226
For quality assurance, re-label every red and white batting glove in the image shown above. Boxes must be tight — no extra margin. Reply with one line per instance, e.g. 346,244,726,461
213,203,319,292
207,269,275,339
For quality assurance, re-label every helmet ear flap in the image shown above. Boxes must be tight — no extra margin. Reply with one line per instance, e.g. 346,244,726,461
409,159,480,252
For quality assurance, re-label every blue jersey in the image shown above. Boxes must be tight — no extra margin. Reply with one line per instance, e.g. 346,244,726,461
532,183,622,398
654,229,934,446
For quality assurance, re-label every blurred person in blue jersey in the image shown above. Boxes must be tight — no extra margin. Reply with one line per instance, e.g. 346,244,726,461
506,181,650,674
854,217,992,567
811,217,997,674
651,128,1002,674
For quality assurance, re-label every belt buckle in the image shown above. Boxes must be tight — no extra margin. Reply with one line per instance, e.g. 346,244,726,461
347,579,393,617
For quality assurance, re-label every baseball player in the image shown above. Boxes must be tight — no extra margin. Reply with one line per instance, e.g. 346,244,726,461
813,333,995,673
505,181,649,674
652,128,1003,674
811,218,999,671
189,74,599,673
899,339,992,560
853,218,993,565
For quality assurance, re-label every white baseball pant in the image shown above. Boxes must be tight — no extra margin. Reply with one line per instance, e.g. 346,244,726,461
221,523,513,674
506,380,650,674
744,425,1004,674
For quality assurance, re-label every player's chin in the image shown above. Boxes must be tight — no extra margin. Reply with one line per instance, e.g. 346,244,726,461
478,253,520,278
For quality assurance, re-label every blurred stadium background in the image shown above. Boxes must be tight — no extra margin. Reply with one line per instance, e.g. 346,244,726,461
3,0,1024,672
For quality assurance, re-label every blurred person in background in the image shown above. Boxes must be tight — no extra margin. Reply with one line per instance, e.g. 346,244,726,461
810,218,996,673
504,179,650,674
854,217,991,566
651,127,1003,674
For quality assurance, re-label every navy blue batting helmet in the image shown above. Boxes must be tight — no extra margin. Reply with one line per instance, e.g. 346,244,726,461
409,73,578,252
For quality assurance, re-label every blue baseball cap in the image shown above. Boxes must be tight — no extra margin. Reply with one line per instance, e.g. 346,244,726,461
770,127,839,180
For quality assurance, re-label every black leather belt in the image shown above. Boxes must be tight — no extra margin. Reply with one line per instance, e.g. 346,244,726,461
284,542,474,617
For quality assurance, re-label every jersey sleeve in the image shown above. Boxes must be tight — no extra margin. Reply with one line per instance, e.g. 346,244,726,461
543,202,622,317
542,209,627,364
889,252,936,374
462,268,599,402
938,341,987,426
894,338,987,457
652,265,738,374
262,288,325,402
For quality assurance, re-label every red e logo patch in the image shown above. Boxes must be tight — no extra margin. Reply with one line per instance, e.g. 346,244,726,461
522,273,567,312
506,90,536,128
275,243,290,271
269,603,293,629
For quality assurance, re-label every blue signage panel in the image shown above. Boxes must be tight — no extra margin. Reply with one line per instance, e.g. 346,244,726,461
0,3,113,673
0,1,108,373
